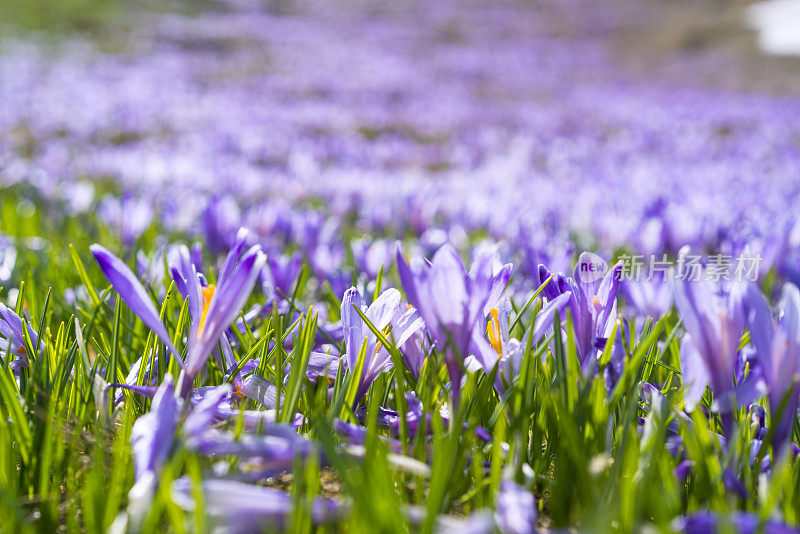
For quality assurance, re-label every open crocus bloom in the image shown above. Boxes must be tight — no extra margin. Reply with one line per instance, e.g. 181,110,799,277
537,251,623,374
396,243,512,403
471,293,571,394
91,227,265,399
339,286,423,402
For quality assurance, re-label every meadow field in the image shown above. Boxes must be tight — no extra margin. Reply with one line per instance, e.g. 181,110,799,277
2,0,800,532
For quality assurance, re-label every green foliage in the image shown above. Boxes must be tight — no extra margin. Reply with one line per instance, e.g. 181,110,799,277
0,190,799,532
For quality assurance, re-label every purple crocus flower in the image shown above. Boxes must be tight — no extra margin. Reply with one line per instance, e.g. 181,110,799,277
124,381,308,524
396,243,511,406
339,286,423,402
128,376,180,522
537,252,623,374
92,228,265,399
743,282,800,455
131,380,307,488
470,294,571,393
176,229,264,396
494,480,537,534
672,275,748,420
131,377,179,483
0,302,42,370
355,391,490,444
171,478,341,533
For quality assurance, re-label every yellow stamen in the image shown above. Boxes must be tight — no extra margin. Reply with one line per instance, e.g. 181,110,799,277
197,284,216,338
371,325,393,362
486,308,503,355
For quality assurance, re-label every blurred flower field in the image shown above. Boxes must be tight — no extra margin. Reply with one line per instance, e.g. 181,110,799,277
2,0,800,532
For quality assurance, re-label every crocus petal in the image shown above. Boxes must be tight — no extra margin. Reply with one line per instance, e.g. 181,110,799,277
392,307,425,348
199,247,265,348
131,376,180,481
744,283,773,381
483,263,513,317
680,335,710,411
0,312,13,338
218,228,250,283
171,245,204,339
189,430,311,462
366,288,401,331
90,244,183,367
536,264,561,301
594,262,623,330
735,375,768,408
676,511,800,534
219,333,237,371
781,283,800,345
400,334,428,378
674,460,694,483
396,244,421,311
215,406,305,431
429,245,469,329
0,302,42,351
306,351,341,379
530,292,572,345
183,384,232,440
438,510,496,534
397,247,440,346
186,247,266,383
573,251,605,307
171,478,340,533
469,329,501,375
468,249,496,323
672,276,719,364
109,383,158,399
341,287,364,370
240,375,283,410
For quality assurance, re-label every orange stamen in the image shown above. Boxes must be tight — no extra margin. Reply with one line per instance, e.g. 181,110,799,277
371,325,393,362
486,308,503,355
198,284,216,337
